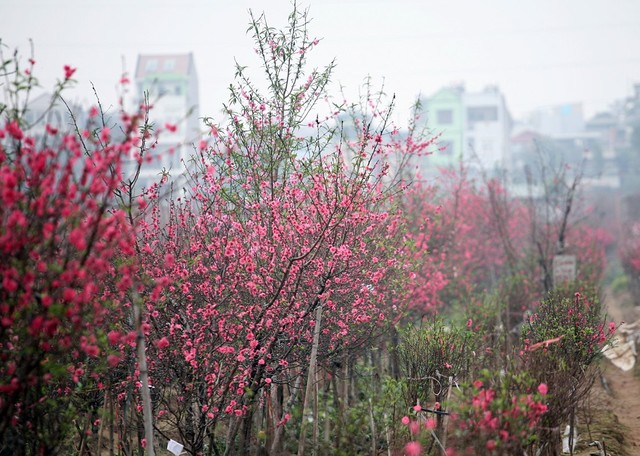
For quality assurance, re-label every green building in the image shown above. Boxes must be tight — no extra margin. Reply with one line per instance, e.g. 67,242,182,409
422,85,465,169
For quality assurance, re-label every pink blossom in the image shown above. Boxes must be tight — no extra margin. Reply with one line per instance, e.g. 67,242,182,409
401,415,410,425
100,127,110,143
107,355,121,367
156,337,170,350
537,383,548,395
403,441,423,456
165,253,175,268
424,418,436,430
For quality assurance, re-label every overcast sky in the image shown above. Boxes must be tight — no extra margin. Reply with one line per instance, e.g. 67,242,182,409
1,0,639,126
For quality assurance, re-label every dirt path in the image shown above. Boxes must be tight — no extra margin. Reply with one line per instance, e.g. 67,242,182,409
602,364,640,452
600,291,640,454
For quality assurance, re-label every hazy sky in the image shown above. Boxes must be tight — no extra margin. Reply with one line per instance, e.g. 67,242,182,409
1,0,639,126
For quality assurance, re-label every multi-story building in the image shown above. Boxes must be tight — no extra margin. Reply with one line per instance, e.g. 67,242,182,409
419,85,465,170
526,103,585,137
133,53,200,189
513,98,630,192
419,85,511,177
23,92,86,141
463,86,512,174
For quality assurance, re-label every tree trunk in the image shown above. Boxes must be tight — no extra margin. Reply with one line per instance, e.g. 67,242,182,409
438,376,454,454
312,373,319,456
134,298,155,456
270,374,303,455
297,304,323,456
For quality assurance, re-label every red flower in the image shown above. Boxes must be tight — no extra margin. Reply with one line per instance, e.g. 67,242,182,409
63,65,76,80
6,121,23,140
107,354,121,367
45,124,58,135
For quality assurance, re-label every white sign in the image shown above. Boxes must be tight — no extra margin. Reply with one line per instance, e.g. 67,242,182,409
167,439,184,456
553,255,576,284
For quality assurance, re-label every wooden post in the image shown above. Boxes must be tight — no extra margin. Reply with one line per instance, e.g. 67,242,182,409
297,305,323,456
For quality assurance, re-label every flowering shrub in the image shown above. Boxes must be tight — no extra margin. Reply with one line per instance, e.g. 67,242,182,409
398,318,477,410
520,286,615,454
0,6,618,455
396,370,547,455
447,372,548,455
619,220,640,301
126,7,433,455
0,55,139,453
397,316,480,449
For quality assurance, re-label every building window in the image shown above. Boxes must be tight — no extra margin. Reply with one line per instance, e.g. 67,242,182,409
145,59,158,72
467,106,498,123
163,59,175,72
437,109,453,124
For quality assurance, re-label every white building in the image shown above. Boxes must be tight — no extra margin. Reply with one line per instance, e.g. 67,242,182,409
133,53,199,189
526,103,585,137
23,92,86,140
463,86,512,174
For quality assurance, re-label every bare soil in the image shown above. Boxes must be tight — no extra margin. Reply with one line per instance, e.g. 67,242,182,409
584,290,640,455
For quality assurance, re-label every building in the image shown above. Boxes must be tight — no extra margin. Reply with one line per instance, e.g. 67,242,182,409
509,97,631,192
23,92,86,141
419,84,512,177
526,103,585,137
463,86,512,174
133,53,200,189
419,85,465,169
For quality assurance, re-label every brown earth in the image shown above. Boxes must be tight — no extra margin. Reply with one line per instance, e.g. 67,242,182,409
601,290,640,455
576,290,640,455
